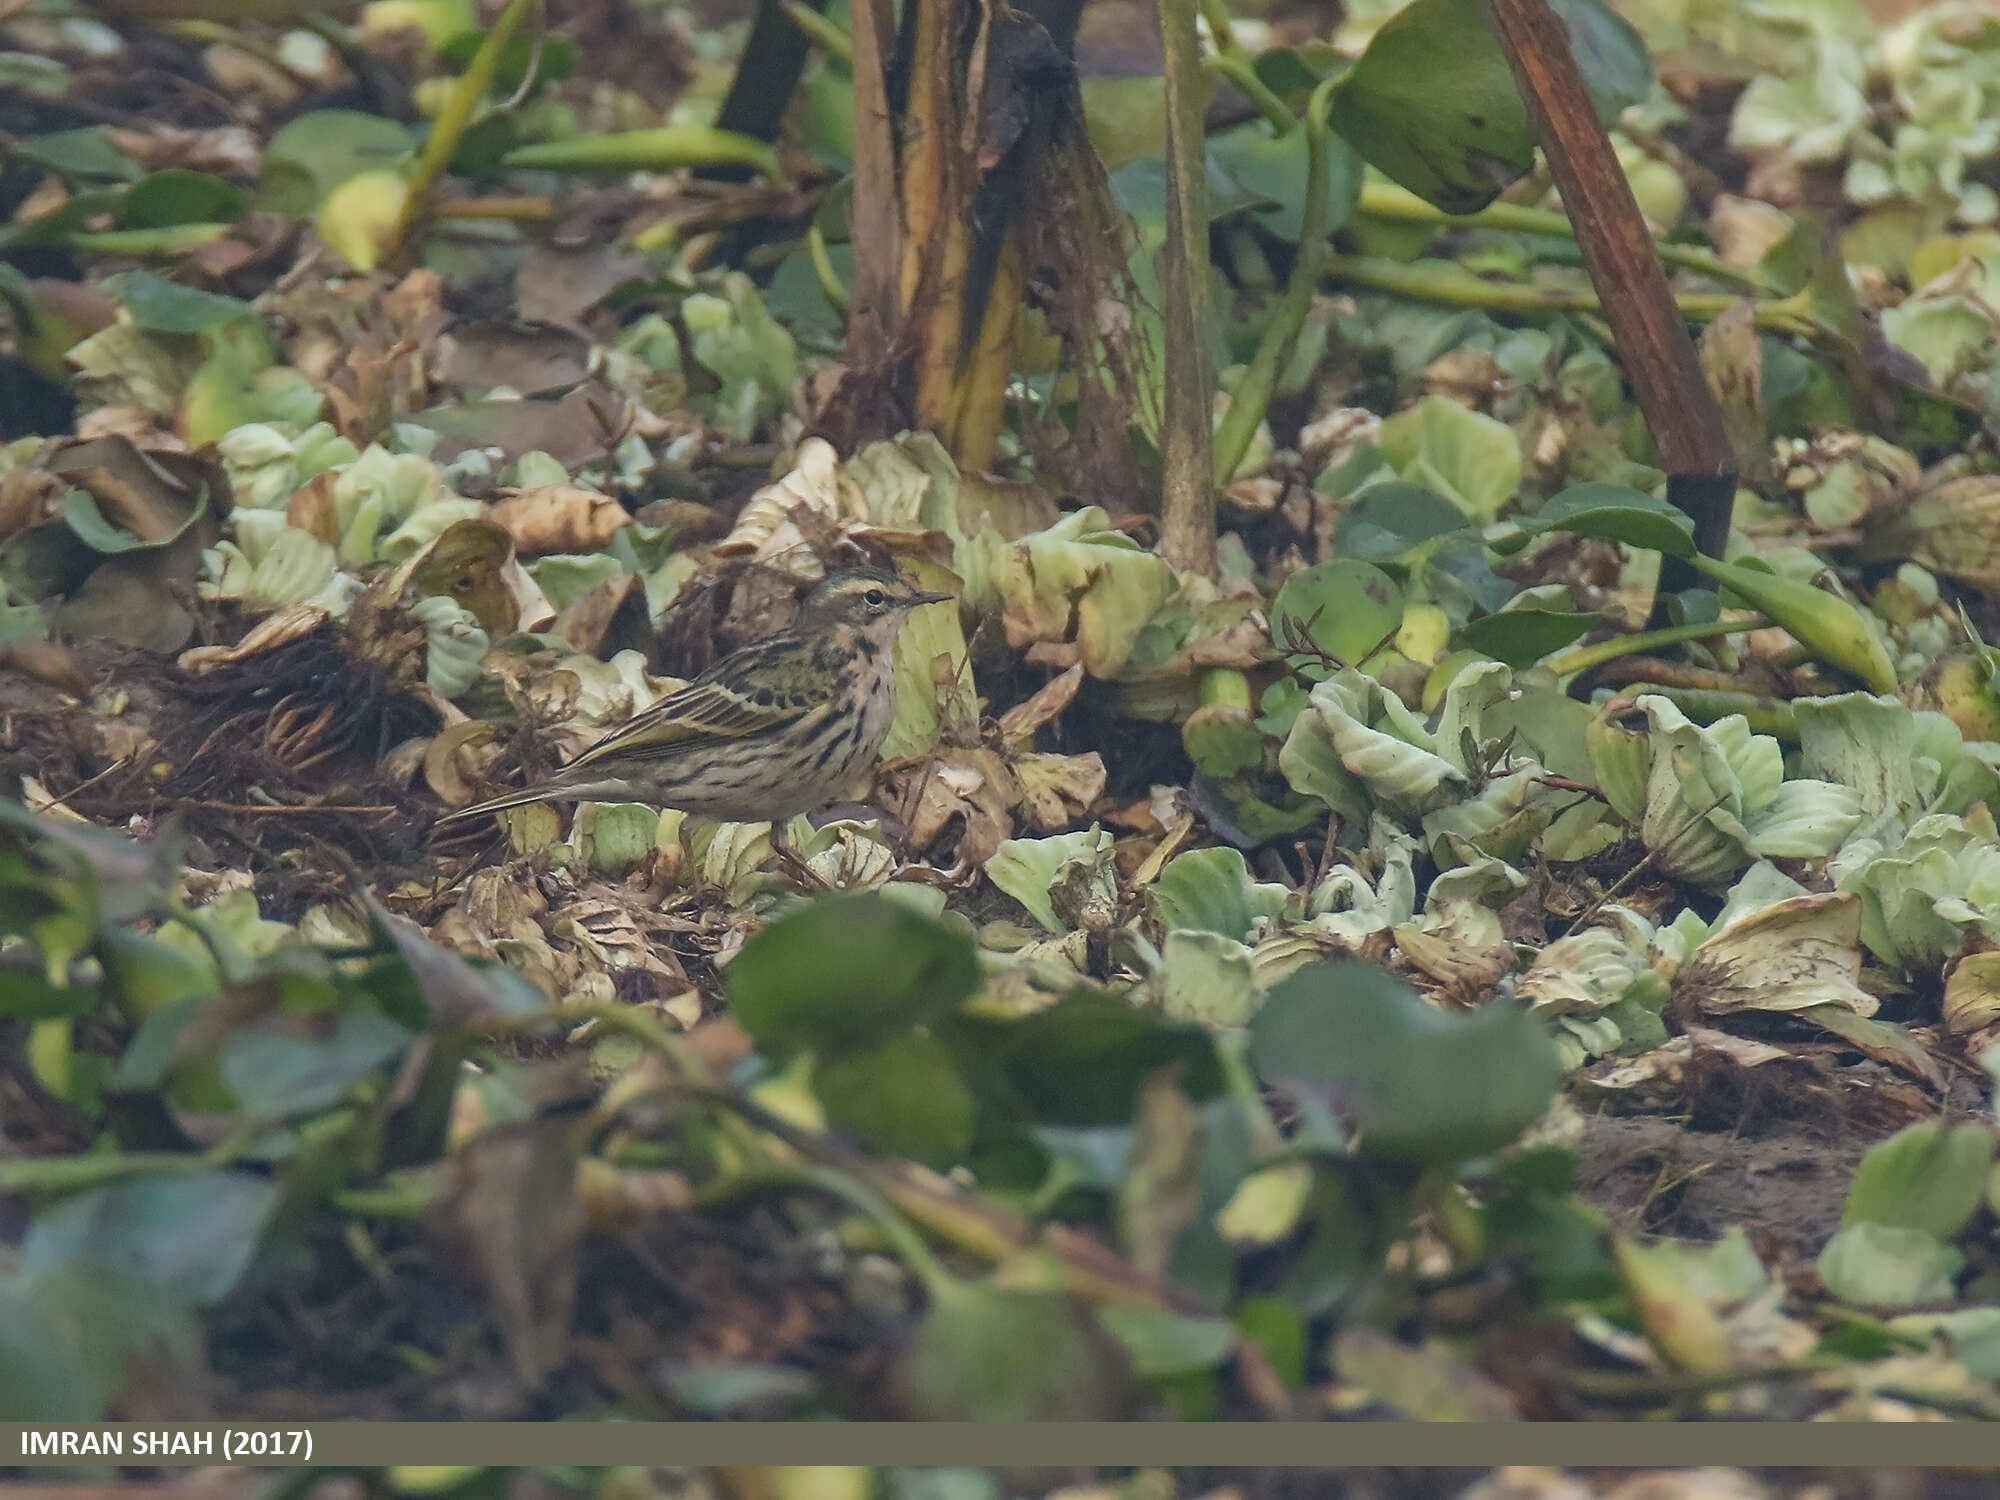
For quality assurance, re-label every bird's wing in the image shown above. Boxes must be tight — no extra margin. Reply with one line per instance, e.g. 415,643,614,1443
563,639,821,769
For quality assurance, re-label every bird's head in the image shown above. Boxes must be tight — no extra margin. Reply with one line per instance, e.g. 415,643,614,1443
796,566,954,638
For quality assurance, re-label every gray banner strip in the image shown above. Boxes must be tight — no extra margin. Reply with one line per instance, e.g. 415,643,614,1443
4,1425,2000,1467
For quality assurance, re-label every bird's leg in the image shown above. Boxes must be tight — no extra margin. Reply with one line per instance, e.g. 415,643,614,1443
769,819,832,892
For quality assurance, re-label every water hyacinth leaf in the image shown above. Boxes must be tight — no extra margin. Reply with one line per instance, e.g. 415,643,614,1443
986,828,1117,934
1271,560,1403,669
1247,960,1562,1166
119,170,245,230
114,270,257,335
13,128,142,184
1234,1296,1307,1389
0,53,67,96
725,892,979,1056
957,990,1223,1127
1328,0,1649,215
1285,671,1464,819
0,958,95,1020
1516,483,1698,558
1843,1121,1996,1242
1375,396,1521,521
960,507,1177,679
1332,482,1470,564
1182,702,1264,778
1330,1328,1520,1418
1096,1304,1236,1379
1207,118,1363,242
0,1266,197,1420
1156,930,1262,1028
1216,1164,1315,1248
23,1170,280,1307
1081,76,1168,171
317,169,411,274
813,1030,977,1168
1792,692,1928,825
1612,1237,1735,1375
259,109,414,215
0,798,179,927
96,925,217,1023
1252,47,1325,101
1429,543,1518,614
437,26,576,90
1109,157,1265,253
1146,847,1289,943
1818,1222,1964,1311
882,562,976,762
903,1280,1135,1420
1457,607,1598,669
219,1008,415,1120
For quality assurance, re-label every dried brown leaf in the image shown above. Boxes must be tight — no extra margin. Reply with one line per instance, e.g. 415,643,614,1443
488,485,632,556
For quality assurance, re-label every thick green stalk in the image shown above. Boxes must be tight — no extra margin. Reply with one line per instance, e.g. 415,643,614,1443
1212,78,1336,486
1203,52,1292,134
1544,615,1771,679
391,0,538,252
1197,0,1240,54
782,0,852,61
1324,253,1823,340
1356,181,1771,293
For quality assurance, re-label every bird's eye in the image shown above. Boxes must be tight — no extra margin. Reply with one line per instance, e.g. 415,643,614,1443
864,588,887,607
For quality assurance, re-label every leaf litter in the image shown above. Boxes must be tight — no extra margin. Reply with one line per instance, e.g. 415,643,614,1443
5,0,2000,1439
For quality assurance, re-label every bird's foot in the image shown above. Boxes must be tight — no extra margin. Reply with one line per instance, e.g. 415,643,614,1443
890,853,975,889
769,836,833,893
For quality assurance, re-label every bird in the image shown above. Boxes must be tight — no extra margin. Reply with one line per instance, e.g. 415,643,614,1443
434,565,954,834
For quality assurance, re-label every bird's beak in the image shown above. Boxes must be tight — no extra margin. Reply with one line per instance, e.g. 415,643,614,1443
908,590,954,606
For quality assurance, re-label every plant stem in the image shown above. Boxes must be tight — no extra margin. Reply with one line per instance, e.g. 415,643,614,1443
1213,77,1336,486
806,221,850,313
1157,0,1217,575
389,0,538,260
700,1160,958,1294
1198,0,1241,56
1355,181,1770,293
451,997,706,1083
782,0,853,62
165,19,307,78
1323,254,1823,340
1597,681,1800,739
433,196,554,221
1202,52,1292,135
1544,615,1771,679
1487,0,1739,593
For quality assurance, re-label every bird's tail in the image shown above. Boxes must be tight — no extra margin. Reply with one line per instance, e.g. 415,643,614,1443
432,779,637,829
